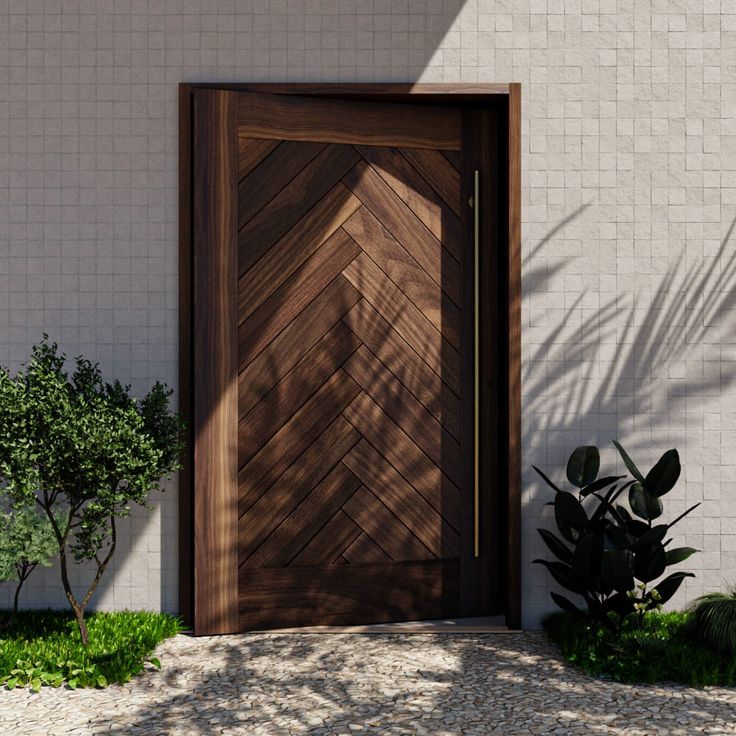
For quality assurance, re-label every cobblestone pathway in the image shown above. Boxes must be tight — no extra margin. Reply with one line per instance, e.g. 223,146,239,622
1,632,735,735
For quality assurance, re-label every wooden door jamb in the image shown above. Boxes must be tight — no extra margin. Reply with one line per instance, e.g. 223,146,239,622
179,83,522,634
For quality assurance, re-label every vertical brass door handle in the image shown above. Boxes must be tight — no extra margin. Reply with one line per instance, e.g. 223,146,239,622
473,169,480,559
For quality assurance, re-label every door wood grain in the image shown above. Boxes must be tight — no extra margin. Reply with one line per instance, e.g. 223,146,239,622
182,84,521,633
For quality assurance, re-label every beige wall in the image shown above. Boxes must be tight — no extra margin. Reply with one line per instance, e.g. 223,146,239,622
1,0,734,628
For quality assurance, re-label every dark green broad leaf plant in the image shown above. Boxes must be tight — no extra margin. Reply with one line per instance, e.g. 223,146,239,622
533,442,699,635
0,337,184,645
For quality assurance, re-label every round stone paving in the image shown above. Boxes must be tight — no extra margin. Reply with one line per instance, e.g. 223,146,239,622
1,632,735,735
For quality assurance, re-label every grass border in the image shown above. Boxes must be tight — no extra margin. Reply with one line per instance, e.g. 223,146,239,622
543,611,736,687
0,609,183,690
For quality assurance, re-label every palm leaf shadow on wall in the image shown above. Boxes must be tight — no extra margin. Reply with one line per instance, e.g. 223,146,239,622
524,208,736,598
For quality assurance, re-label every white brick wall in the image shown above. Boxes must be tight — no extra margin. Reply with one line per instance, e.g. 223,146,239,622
1,1,734,628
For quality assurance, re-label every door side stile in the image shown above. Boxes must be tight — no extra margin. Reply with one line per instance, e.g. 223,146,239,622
506,85,523,630
191,89,240,635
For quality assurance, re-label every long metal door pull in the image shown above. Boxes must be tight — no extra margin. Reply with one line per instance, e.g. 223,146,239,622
473,169,480,559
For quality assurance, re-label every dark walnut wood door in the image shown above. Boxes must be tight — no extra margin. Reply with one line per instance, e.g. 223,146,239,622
236,94,469,630
186,88,510,633
238,96,467,629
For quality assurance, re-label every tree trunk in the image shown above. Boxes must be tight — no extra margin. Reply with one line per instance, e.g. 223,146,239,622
41,500,91,645
40,500,118,647
13,563,34,614
0,566,31,632
70,600,89,646
59,556,89,644
13,576,22,613
0,580,24,632
55,530,90,644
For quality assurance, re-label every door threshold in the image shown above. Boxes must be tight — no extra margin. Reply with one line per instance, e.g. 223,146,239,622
252,615,522,634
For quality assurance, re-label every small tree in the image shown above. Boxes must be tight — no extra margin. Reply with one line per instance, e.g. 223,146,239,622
0,338,184,644
0,500,58,627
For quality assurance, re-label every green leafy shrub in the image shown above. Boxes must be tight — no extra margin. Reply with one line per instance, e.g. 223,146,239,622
0,501,58,625
0,338,185,644
0,610,182,690
687,587,736,655
544,611,736,686
533,442,699,634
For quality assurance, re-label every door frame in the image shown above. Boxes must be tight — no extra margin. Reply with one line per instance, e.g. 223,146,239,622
179,83,521,634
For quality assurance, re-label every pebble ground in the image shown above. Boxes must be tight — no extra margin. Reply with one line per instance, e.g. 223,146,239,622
1,632,735,735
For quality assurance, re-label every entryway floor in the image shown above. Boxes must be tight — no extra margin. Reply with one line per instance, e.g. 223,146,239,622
2,632,734,735
261,615,516,633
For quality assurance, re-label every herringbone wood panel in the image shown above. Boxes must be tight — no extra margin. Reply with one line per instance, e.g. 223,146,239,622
237,140,463,625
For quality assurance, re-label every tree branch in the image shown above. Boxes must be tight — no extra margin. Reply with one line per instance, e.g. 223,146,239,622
81,514,116,609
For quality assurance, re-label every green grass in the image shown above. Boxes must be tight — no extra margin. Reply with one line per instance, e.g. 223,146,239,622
0,610,183,690
544,611,736,686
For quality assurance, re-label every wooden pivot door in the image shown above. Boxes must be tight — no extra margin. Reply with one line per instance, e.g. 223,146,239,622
181,84,521,634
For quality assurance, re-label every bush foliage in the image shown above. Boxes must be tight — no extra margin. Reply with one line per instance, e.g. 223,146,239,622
0,502,57,621
533,442,698,634
687,587,736,655
0,338,184,644
544,611,736,686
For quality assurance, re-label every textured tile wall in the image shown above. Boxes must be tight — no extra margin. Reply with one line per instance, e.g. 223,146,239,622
0,0,734,628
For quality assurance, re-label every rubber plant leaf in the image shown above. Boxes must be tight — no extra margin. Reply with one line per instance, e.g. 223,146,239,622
630,524,668,551
550,591,585,618
532,559,585,595
664,547,698,566
601,549,634,594
580,475,625,497
566,445,600,489
634,542,667,583
668,503,701,529
644,449,681,497
652,571,695,605
629,482,663,521
571,533,601,585
555,491,588,533
613,440,645,483
537,528,573,564
532,465,562,494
